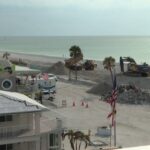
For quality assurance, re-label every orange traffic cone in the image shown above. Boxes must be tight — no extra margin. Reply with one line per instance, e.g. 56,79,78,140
73,101,75,107
85,103,89,108
81,101,84,106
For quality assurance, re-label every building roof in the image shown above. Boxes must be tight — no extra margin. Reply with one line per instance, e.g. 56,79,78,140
15,65,41,75
0,90,48,115
118,145,150,150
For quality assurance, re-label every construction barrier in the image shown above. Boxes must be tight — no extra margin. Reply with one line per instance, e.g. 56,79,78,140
62,100,67,107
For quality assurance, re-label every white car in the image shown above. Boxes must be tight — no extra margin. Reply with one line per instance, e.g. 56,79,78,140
48,73,58,81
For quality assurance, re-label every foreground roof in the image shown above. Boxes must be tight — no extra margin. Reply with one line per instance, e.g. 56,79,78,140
0,90,48,115
118,145,150,150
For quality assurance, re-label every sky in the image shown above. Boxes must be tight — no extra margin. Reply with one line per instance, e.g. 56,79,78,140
0,0,150,36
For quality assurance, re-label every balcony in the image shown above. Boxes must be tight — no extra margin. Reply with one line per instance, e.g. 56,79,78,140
0,124,30,140
0,118,63,140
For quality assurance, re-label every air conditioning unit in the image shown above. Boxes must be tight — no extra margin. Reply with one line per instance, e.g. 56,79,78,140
0,75,16,91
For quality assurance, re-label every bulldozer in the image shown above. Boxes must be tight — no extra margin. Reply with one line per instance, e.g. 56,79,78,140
120,56,150,77
82,60,97,70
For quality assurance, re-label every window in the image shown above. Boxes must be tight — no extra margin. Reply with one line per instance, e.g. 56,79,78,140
0,144,13,150
0,115,12,122
49,133,59,150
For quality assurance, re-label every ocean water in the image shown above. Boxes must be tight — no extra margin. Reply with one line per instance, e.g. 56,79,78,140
0,36,150,63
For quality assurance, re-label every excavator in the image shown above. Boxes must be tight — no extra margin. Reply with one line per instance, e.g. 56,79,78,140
120,56,150,77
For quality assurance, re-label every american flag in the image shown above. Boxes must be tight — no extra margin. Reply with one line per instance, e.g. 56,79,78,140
106,73,117,126
42,73,49,80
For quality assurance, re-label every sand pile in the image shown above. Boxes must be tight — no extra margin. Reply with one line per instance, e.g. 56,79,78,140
46,61,68,75
87,82,112,96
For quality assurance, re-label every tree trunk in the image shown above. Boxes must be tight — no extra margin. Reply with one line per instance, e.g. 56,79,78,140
75,65,77,80
75,69,77,80
109,68,114,85
69,69,71,80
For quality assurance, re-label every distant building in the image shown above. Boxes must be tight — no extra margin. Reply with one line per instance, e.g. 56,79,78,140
0,90,62,150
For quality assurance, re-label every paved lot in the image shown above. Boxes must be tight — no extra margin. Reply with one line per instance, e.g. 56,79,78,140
43,80,150,149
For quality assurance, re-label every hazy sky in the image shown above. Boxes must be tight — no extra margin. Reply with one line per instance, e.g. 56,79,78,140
0,0,150,36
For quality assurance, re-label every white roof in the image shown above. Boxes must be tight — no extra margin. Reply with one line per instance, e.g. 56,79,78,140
0,90,48,114
118,145,150,150
15,65,41,75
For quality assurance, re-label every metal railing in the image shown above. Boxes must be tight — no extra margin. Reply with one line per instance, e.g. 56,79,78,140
0,124,30,140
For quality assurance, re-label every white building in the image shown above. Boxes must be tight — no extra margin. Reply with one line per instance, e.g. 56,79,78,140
0,90,62,150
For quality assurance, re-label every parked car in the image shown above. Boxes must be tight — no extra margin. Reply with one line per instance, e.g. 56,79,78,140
48,73,58,81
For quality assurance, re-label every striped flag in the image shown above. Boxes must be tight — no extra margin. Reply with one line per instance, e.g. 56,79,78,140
106,73,117,126
42,73,49,80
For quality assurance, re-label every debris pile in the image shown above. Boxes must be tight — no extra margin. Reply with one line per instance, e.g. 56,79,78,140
117,88,150,104
89,82,150,105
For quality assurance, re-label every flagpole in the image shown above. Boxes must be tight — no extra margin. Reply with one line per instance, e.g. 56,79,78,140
113,69,117,147
107,67,117,148
109,124,112,148
114,116,116,147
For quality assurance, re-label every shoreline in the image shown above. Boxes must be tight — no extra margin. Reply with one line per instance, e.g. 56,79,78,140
0,50,121,64
0,51,65,64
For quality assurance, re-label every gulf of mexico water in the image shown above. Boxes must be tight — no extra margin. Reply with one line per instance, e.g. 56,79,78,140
0,36,150,63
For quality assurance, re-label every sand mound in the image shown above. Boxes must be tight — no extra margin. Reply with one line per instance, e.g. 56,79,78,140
87,82,112,96
46,61,68,75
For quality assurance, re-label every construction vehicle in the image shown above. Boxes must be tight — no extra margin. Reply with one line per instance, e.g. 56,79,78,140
65,56,97,71
83,60,97,70
120,56,150,76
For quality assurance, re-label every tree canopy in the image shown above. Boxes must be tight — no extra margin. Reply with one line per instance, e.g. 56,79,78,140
103,56,115,70
69,45,83,59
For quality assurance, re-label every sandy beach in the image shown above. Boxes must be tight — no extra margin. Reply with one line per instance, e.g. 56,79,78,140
1,51,150,149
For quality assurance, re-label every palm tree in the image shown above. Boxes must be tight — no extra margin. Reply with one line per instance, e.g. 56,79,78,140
74,130,91,150
3,52,10,60
103,56,115,83
69,45,83,80
62,130,91,150
62,130,75,150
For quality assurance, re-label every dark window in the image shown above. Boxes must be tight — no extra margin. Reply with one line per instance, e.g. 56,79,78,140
0,144,12,150
49,134,54,146
49,133,59,147
0,145,6,150
7,144,13,150
6,115,12,121
0,116,5,122
0,115,12,122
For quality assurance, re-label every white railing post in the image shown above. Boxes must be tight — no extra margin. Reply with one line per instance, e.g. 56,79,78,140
57,118,62,150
